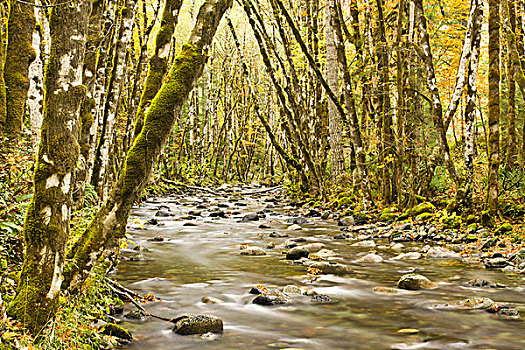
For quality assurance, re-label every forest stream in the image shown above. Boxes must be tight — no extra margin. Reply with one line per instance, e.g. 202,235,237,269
115,186,525,350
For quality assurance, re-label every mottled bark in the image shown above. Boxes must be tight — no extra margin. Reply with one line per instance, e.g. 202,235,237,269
3,0,37,147
503,0,517,169
486,0,500,213
327,0,373,209
91,0,137,199
64,0,233,292
325,0,345,180
413,0,461,190
463,0,483,209
7,0,92,334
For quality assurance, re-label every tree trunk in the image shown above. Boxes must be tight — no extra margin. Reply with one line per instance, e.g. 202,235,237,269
325,0,345,180
64,0,233,292
463,0,483,210
2,0,36,148
503,0,517,169
7,0,92,334
486,0,500,213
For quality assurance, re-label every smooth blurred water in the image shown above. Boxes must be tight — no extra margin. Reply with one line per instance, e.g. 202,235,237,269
116,192,525,350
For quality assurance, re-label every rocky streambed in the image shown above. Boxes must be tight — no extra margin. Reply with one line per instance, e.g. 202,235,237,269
113,185,525,350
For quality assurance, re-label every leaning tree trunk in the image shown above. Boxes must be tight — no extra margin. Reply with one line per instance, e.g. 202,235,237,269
64,0,233,292
486,0,500,214
133,0,183,138
2,0,36,148
6,0,92,335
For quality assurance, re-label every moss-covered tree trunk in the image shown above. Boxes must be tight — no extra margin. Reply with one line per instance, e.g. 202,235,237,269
6,0,92,334
503,0,517,170
0,4,7,140
2,0,36,148
64,0,233,292
91,0,137,199
133,0,183,138
486,0,500,213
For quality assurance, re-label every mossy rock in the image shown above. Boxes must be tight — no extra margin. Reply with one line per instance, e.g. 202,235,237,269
463,234,478,243
378,212,399,223
172,314,223,334
416,212,433,222
398,212,410,221
99,323,133,341
481,211,495,228
338,197,353,208
465,215,478,225
494,223,513,236
353,211,371,224
410,202,435,216
337,191,352,199
466,223,478,233
440,214,461,230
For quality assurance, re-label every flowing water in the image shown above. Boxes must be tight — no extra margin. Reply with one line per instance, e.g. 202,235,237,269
116,188,525,350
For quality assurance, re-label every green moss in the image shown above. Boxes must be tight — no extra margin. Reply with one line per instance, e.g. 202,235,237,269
440,213,461,229
494,223,513,236
467,223,478,232
378,211,399,223
99,323,133,341
411,202,435,216
465,214,478,224
416,212,433,222
338,196,353,208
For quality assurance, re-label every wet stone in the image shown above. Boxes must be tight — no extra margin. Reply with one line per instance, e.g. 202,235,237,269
249,284,269,295
172,315,224,335
397,274,436,290
485,257,509,269
252,292,292,306
99,323,133,342
209,211,225,218
311,294,332,303
240,247,267,256
145,218,158,225
242,213,259,222
467,278,506,288
155,210,172,217
124,310,148,321
269,232,288,238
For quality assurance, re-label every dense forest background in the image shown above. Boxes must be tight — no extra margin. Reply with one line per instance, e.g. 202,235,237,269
0,0,524,347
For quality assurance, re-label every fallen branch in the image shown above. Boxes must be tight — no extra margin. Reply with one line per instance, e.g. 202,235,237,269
105,277,172,322
160,178,220,195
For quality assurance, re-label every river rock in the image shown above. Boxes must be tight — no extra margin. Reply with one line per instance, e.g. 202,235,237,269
355,252,383,263
351,240,376,248
338,216,355,226
390,243,404,250
155,210,172,217
454,297,494,310
269,232,289,238
253,292,292,305
145,218,158,225
288,217,309,224
422,245,460,259
372,287,414,295
202,296,224,304
240,247,267,256
242,213,259,222
286,246,310,260
172,315,223,334
485,257,509,269
333,232,352,239
99,323,133,341
397,274,436,290
392,252,421,260
486,304,521,320
282,285,302,294
287,224,302,231
209,211,226,218
249,284,269,295
467,278,506,288
309,249,338,260
311,294,332,303
124,310,147,320
303,261,353,274
148,235,164,242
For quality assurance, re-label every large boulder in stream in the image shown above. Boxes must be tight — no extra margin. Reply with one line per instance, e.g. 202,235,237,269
397,274,436,290
172,315,223,335
240,247,267,256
